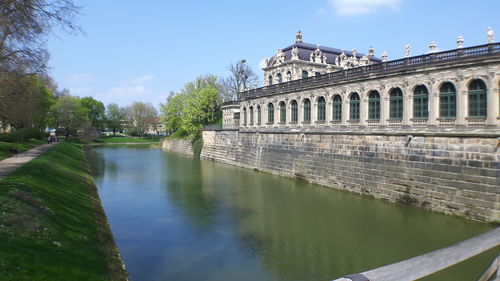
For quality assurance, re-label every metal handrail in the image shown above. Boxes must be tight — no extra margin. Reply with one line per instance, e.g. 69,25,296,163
332,227,500,281
241,43,500,101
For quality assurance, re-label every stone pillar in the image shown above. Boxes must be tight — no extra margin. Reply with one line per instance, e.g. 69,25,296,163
380,91,388,127
486,76,499,126
342,95,349,127
403,85,413,127
311,97,318,125
326,95,332,125
360,92,368,127
428,83,439,126
286,102,291,126
456,79,467,126
298,101,304,127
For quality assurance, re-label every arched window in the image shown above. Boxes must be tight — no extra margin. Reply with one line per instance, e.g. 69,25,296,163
243,107,247,125
468,79,487,118
286,71,292,81
349,93,360,120
257,105,261,125
279,101,286,124
413,85,429,119
303,99,311,123
291,100,298,123
389,88,404,119
267,103,274,124
302,70,309,79
332,95,342,121
315,72,321,76
439,82,456,118
317,97,326,122
268,75,273,86
249,106,254,125
368,91,380,120
277,73,282,84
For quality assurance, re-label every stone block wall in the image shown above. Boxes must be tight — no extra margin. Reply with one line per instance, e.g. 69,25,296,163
201,130,500,222
161,138,193,156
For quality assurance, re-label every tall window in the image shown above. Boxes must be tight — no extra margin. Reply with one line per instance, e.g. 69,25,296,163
249,106,254,125
389,88,404,119
368,91,380,120
267,103,274,124
268,75,273,86
257,105,261,125
279,101,286,124
439,82,456,118
277,73,282,84
303,99,311,123
286,71,292,81
291,100,298,123
302,70,309,79
243,107,247,125
332,95,342,121
317,97,326,122
468,79,487,118
413,85,429,119
349,93,360,120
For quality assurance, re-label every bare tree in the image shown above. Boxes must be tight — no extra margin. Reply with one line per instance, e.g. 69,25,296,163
0,0,82,75
221,60,259,101
124,102,158,136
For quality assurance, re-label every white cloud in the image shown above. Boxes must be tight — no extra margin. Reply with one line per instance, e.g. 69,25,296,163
66,73,94,84
330,0,402,15
129,74,156,85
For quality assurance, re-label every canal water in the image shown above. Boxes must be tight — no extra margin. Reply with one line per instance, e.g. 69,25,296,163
86,145,496,281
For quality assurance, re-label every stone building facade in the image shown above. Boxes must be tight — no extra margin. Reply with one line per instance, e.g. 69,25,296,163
238,43,500,131
197,34,500,222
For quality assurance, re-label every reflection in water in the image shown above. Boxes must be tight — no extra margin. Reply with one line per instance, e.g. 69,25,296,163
87,146,497,281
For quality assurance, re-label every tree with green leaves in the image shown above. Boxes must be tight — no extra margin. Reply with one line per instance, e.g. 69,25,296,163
160,92,187,134
0,75,55,130
180,86,221,136
80,96,106,131
49,96,88,140
106,103,125,135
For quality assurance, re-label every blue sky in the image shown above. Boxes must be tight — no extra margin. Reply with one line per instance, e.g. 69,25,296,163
47,0,500,108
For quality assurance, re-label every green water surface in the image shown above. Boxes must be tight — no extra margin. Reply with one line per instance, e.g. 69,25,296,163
86,145,497,281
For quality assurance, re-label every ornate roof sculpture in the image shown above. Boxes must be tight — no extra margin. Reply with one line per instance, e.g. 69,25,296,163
264,31,382,70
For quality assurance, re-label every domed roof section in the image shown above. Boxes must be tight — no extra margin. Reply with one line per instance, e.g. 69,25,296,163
265,32,382,68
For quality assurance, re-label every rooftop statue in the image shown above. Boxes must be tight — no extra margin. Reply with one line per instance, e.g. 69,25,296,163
291,46,299,60
487,27,494,43
296,30,303,43
405,44,411,57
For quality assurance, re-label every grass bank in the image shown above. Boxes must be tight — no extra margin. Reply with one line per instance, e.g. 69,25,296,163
0,140,45,161
94,135,161,143
0,142,127,281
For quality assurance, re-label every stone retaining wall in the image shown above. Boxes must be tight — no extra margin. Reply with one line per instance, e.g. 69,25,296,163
201,130,500,222
161,138,193,156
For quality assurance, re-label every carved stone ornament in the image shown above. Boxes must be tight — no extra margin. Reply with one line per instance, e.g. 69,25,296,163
457,36,464,48
359,55,370,66
381,51,388,62
296,30,303,43
291,46,299,60
310,45,324,63
487,27,494,43
405,44,411,57
275,49,286,65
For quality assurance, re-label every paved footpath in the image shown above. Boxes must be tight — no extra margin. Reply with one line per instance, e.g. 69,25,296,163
0,143,55,180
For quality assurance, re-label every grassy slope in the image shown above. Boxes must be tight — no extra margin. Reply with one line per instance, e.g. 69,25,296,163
94,135,160,143
0,140,45,161
0,142,126,281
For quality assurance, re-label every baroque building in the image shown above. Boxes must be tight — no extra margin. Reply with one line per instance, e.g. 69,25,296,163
223,31,500,131
263,31,382,86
